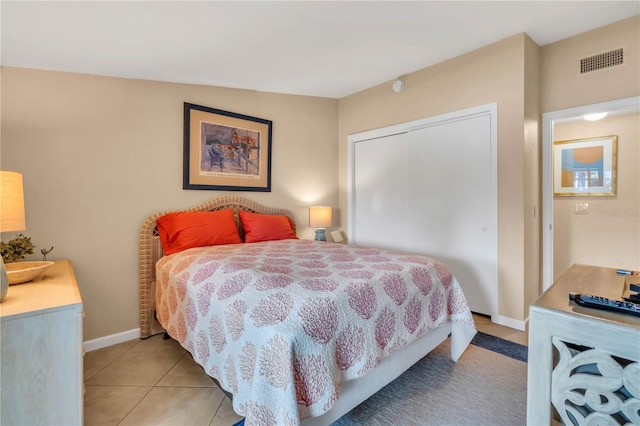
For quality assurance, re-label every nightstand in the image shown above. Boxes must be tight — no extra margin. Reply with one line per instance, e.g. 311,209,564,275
0,260,84,425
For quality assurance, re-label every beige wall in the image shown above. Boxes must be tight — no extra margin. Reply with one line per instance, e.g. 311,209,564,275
553,113,639,279
541,15,640,113
1,67,339,340
338,34,536,323
523,36,542,314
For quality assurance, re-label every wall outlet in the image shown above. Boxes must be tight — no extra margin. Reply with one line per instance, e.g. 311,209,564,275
575,203,589,214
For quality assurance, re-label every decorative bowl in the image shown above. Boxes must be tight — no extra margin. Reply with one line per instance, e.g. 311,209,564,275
6,261,55,285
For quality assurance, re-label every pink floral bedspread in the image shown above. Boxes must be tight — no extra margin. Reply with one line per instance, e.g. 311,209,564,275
156,239,476,425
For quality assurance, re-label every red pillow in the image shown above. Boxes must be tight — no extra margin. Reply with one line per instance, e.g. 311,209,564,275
156,209,242,255
238,211,297,243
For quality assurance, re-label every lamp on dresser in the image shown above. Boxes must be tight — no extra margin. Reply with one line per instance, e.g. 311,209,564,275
0,171,52,302
0,171,26,301
309,206,332,241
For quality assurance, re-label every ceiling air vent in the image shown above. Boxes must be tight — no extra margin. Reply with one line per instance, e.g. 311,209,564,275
579,48,624,74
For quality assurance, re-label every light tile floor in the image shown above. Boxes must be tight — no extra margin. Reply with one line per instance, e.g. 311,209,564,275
84,335,242,426
83,313,527,425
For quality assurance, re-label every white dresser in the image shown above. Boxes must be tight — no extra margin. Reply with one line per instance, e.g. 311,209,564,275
0,260,84,425
527,264,640,425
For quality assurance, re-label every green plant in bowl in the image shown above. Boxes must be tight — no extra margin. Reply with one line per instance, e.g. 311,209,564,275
1,234,35,263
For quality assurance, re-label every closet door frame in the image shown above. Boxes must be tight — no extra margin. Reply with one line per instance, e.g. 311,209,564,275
347,103,498,318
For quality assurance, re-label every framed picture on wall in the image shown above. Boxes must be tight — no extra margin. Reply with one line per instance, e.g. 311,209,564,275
553,135,617,196
183,102,272,191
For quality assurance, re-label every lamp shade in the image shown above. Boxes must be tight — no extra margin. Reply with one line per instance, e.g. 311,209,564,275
309,206,331,228
0,171,26,232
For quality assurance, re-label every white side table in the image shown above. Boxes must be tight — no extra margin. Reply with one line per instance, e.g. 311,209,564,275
527,264,640,425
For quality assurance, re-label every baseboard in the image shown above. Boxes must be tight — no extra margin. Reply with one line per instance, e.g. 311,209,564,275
492,314,528,332
84,328,140,352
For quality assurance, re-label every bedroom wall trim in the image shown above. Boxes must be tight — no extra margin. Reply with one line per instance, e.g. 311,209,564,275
84,328,140,352
494,314,527,332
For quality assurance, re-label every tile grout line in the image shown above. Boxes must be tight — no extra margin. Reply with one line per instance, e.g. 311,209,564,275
115,386,156,426
114,343,187,426
153,351,188,386
84,340,139,384
209,395,229,426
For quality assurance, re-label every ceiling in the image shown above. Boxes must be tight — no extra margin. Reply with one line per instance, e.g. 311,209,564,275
1,1,638,99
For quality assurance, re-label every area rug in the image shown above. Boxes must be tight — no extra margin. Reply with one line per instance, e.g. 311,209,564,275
234,333,528,426
471,331,528,362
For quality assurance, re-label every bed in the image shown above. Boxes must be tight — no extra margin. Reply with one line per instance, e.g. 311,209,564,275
139,195,476,425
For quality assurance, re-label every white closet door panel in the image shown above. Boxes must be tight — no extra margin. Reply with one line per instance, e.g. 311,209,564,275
350,105,497,318
353,133,410,250
406,115,495,315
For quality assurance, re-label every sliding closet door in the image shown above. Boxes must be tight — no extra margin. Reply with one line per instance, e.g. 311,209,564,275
353,132,410,250
351,107,497,317
405,115,495,316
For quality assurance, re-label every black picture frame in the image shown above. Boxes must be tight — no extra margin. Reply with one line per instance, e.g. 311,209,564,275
183,102,272,192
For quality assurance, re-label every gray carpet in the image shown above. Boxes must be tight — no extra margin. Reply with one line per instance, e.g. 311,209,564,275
331,339,527,425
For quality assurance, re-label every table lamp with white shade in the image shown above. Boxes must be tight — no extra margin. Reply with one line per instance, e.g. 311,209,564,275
0,171,53,302
0,171,26,301
309,206,332,241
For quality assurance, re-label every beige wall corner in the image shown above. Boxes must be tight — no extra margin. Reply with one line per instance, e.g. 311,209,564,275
523,35,542,316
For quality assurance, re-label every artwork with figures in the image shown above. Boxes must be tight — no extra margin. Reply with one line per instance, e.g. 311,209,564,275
183,103,272,192
201,123,261,177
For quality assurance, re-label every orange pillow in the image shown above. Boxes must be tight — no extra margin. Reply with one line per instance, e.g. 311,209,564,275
156,209,242,255
238,211,297,243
